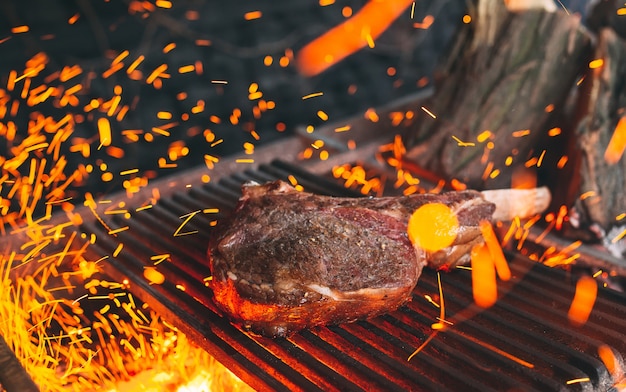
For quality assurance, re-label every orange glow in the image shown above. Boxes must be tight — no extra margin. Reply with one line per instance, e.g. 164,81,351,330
97,118,112,148
144,266,165,284
413,15,434,29
127,55,145,75
157,111,173,120
548,127,561,136
279,56,290,67
194,39,211,47
555,204,568,231
477,130,492,142
589,58,604,69
511,167,537,189
450,179,466,190
598,345,618,375
471,243,498,308
155,0,172,8
244,10,262,20
512,129,531,138
162,42,176,53
365,108,379,122
146,64,168,84
568,275,597,326
407,203,459,252
479,220,511,281
604,116,626,164
178,64,195,74
11,25,30,34
296,0,414,76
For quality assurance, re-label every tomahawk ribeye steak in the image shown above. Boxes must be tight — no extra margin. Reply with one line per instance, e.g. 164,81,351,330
208,181,495,337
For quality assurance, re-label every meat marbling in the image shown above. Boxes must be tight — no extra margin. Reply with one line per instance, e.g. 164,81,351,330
208,180,495,337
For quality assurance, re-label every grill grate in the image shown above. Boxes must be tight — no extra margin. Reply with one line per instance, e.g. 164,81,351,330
82,160,626,391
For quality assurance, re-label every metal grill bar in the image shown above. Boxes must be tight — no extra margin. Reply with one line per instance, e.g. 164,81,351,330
81,159,626,391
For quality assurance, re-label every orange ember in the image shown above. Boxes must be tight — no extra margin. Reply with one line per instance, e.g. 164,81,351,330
599,345,616,373
470,243,498,308
588,58,604,69
604,116,626,165
296,0,414,76
568,275,597,326
407,203,459,252
479,220,511,281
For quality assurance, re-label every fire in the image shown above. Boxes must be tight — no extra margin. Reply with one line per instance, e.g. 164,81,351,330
296,0,415,76
0,226,253,391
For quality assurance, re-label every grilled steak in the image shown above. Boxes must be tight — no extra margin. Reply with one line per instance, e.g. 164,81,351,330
208,180,495,337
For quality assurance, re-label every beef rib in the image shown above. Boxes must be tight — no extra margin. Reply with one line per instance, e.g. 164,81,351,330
208,180,495,337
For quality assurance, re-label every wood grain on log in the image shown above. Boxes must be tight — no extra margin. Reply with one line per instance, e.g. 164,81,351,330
403,0,592,190
571,28,626,235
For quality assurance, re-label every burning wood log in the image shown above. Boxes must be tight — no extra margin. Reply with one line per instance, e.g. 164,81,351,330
402,0,592,190
566,27,626,256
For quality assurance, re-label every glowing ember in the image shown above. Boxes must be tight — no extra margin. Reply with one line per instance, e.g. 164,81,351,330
144,266,166,285
568,275,598,326
597,344,623,380
604,116,626,165
430,272,447,330
243,10,263,21
479,220,511,281
588,58,604,69
470,243,498,308
407,203,459,253
296,0,414,76
0,236,252,391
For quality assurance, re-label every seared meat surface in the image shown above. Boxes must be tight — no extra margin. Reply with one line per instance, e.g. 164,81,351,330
208,181,495,337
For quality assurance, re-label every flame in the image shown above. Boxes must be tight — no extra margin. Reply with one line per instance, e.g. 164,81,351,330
296,0,414,76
